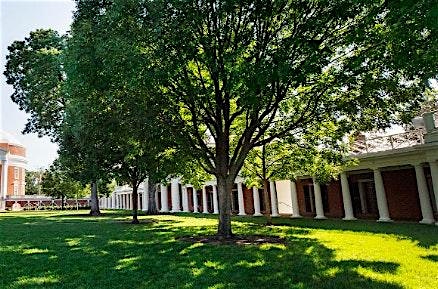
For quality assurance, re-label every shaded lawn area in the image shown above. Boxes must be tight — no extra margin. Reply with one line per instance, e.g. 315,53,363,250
0,211,437,289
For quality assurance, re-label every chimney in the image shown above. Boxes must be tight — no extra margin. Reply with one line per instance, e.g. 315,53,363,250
423,112,438,143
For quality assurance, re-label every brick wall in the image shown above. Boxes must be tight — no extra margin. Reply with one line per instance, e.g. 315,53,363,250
243,185,254,215
382,168,422,221
0,143,26,157
325,180,344,218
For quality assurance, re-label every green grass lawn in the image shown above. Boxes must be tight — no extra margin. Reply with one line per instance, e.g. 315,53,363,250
0,211,436,289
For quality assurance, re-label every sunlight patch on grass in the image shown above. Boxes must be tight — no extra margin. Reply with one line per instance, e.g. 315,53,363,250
204,260,225,270
259,243,286,251
13,275,59,286
114,256,141,271
65,238,81,247
180,242,204,255
22,248,49,255
207,283,227,289
191,267,204,277
236,259,265,268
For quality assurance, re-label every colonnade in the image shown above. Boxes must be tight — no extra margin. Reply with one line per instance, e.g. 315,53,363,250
100,160,438,225
287,160,438,224
101,179,281,217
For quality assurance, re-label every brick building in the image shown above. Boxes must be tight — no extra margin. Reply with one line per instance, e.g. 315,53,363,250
0,131,27,210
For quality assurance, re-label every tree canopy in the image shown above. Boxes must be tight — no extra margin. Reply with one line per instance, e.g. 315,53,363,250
4,0,437,237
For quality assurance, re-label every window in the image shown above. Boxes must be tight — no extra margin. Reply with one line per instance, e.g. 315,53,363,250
13,184,19,195
14,167,19,180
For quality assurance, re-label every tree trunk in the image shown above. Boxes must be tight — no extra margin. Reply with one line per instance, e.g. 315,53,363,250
89,181,100,216
261,144,272,225
263,178,272,225
147,181,158,215
216,175,234,238
61,195,65,211
131,184,139,224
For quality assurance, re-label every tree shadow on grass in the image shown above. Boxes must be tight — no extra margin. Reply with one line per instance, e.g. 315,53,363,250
0,213,404,289
421,254,438,262
185,213,438,248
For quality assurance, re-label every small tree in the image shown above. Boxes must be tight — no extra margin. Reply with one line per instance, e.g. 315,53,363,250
241,120,350,224
41,161,87,210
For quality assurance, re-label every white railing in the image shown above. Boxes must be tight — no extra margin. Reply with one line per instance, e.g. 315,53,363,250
351,128,425,155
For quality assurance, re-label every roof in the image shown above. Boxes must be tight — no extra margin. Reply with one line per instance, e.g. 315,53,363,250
0,130,25,147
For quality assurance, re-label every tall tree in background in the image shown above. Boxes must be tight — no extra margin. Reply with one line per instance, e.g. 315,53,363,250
61,0,193,222
25,169,45,195
4,29,65,139
144,0,436,237
3,28,103,216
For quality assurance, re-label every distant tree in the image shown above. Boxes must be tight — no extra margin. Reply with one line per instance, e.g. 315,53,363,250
41,160,87,210
4,29,66,139
25,169,44,195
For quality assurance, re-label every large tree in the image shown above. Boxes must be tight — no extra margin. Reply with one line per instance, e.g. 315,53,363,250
142,0,436,237
61,0,193,222
3,28,103,216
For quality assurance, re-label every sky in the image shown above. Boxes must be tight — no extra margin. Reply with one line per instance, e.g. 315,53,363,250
1,0,75,170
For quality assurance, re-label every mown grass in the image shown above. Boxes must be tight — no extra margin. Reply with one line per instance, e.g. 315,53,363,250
0,210,436,289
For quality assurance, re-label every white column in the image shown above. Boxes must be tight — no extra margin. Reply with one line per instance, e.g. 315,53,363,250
290,181,302,218
182,186,189,212
202,186,208,213
0,160,8,211
137,193,141,210
192,187,199,213
269,181,279,217
429,161,438,224
115,194,119,209
212,185,219,214
142,181,149,212
358,182,367,214
313,177,327,219
170,178,181,212
160,184,169,212
340,172,356,220
111,194,116,209
128,193,133,210
1,160,8,199
252,187,262,216
373,168,391,222
413,164,435,224
237,183,246,215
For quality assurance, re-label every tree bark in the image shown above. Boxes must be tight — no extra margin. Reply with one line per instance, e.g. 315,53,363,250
89,181,100,216
261,145,272,225
263,178,272,225
61,195,65,211
131,183,139,224
147,181,159,215
216,175,234,238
